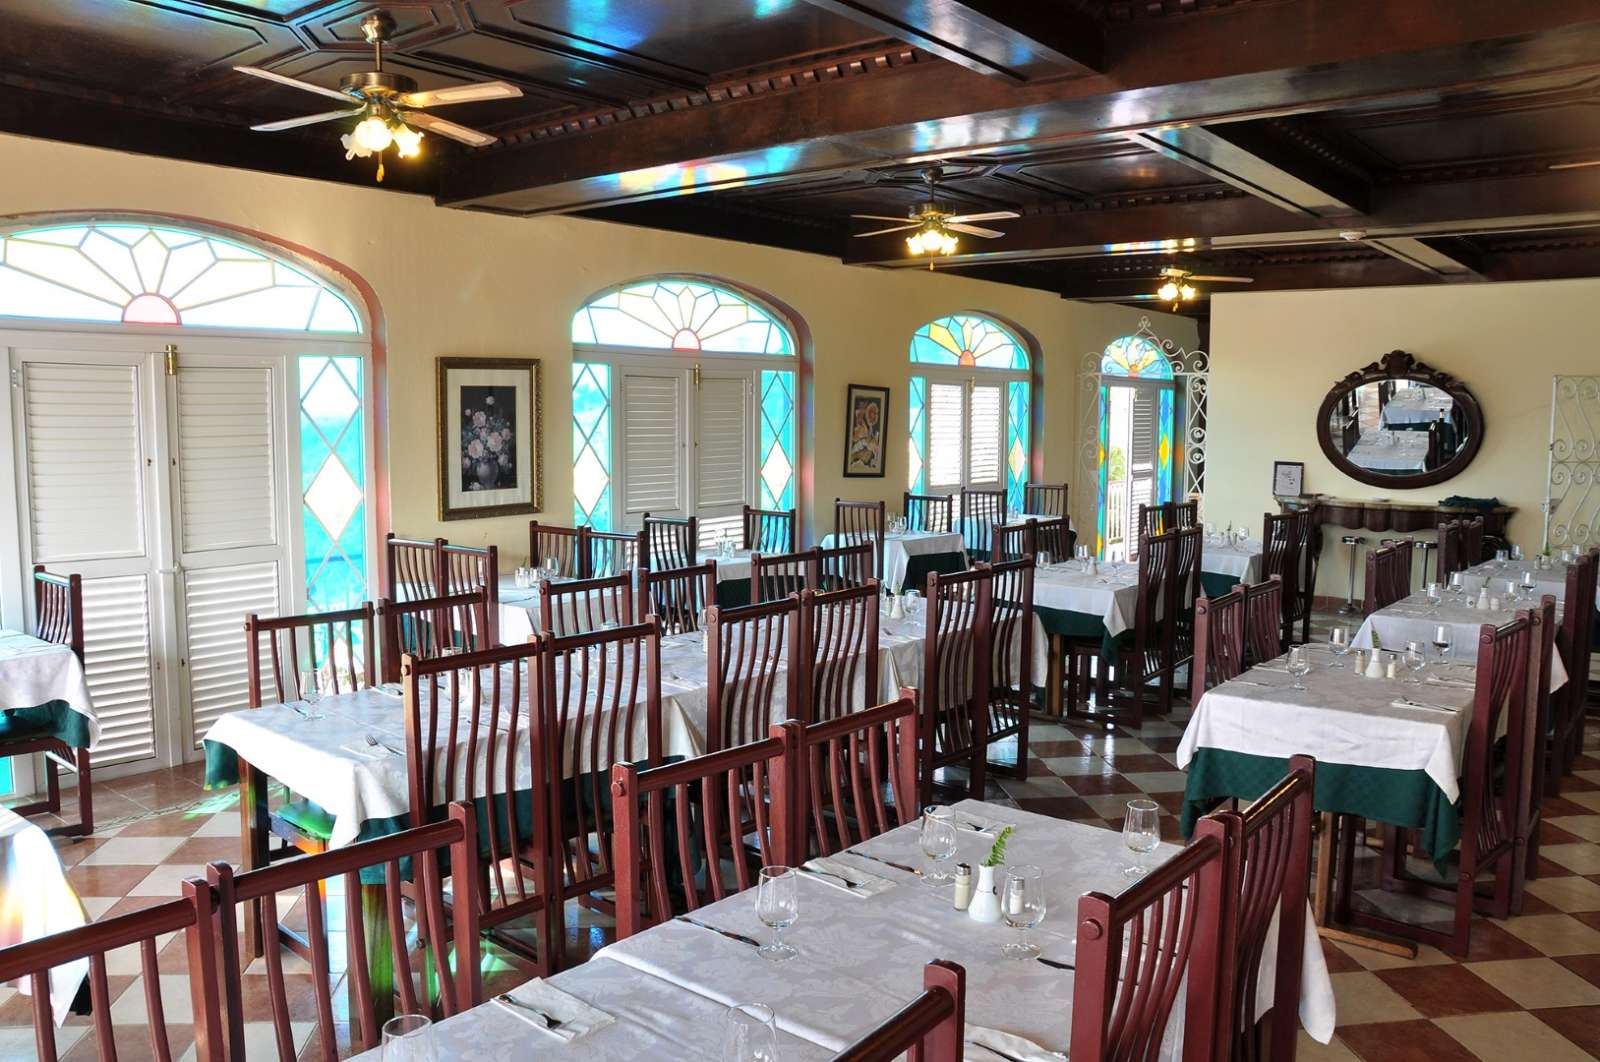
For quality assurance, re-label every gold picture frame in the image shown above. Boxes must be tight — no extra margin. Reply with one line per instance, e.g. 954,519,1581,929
436,356,544,520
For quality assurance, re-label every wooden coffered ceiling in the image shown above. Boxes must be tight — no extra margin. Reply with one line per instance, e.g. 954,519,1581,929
6,1,1600,312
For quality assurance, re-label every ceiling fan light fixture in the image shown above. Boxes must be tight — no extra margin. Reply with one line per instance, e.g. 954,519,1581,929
1157,281,1181,303
392,123,423,158
352,114,394,153
1180,283,1197,301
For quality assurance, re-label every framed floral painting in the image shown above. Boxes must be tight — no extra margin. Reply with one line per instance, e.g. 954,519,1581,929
843,383,890,478
436,356,543,520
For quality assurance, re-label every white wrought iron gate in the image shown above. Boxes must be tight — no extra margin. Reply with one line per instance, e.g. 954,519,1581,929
1545,375,1600,552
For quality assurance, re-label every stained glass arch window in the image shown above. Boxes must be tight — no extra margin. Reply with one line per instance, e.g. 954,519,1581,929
910,314,1028,369
1101,335,1173,380
572,277,792,355
0,221,362,333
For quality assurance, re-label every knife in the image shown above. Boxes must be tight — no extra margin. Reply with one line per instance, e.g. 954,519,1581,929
674,915,761,948
843,849,922,876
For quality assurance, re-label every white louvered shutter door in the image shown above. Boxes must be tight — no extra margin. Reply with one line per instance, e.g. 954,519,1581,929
620,371,688,523
694,374,751,547
926,381,966,493
968,383,1003,490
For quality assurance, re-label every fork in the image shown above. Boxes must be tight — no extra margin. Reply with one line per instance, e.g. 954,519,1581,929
799,865,864,890
494,993,564,1031
365,734,403,756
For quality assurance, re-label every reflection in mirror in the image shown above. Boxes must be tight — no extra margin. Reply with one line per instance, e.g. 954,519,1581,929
1325,380,1466,477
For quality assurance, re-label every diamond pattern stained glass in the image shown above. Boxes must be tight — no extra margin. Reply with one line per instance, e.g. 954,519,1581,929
758,369,795,510
300,355,367,615
572,279,791,355
572,361,613,528
1157,386,1176,505
908,375,927,492
910,314,1028,368
1007,379,1030,513
0,223,361,333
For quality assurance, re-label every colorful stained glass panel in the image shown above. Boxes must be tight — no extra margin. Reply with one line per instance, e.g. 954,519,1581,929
907,375,927,492
1006,379,1030,513
758,369,795,510
573,361,614,528
910,314,1028,369
1101,335,1173,379
572,279,791,355
299,355,367,616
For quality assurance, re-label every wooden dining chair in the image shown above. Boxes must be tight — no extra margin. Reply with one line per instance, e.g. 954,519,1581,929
818,541,875,591
637,560,717,634
1137,501,1172,543
1023,482,1068,517
1285,509,1317,645
1362,542,1411,614
1069,827,1227,1062
750,548,819,603
376,589,491,682
1169,526,1204,690
1259,512,1299,649
991,519,1036,563
1515,596,1558,903
1239,576,1284,667
742,504,797,553
6,565,92,836
830,960,966,1062
1194,756,1314,1062
538,618,662,965
1089,528,1175,728
538,571,634,637
904,492,954,534
797,582,881,724
786,695,918,859
985,558,1034,779
917,567,993,805
384,532,442,601
1032,516,1075,565
706,597,801,750
529,521,585,578
587,528,643,577
0,885,209,1062
640,512,698,570
1548,551,1598,790
610,726,796,940
441,541,500,644
959,488,1006,558
1173,499,1200,528
195,806,483,1061
835,498,887,580
1461,515,1485,566
403,643,552,968
1190,588,1246,703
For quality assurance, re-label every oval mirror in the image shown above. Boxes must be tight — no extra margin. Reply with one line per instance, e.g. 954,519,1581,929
1316,350,1483,489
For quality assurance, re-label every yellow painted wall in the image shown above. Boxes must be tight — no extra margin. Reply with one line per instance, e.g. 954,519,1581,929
1206,280,1600,597
0,132,1195,566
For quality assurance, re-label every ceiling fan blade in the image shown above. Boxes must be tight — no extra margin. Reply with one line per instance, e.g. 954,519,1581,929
250,109,361,132
235,65,354,104
947,224,1006,238
850,214,918,222
399,81,523,108
1551,159,1600,170
1097,275,1164,282
853,225,919,237
1188,274,1254,283
945,211,1021,223
404,112,498,147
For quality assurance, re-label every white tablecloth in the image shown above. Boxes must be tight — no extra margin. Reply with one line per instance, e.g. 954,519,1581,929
1031,562,1141,638
1459,559,1600,610
599,798,1335,1054
1346,431,1429,472
820,530,966,593
1203,539,1263,583
0,630,98,748
1351,594,1570,690
1381,389,1453,426
0,806,87,1025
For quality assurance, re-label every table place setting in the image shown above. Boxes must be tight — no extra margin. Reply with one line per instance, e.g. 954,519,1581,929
489,980,615,1041
1352,591,1570,690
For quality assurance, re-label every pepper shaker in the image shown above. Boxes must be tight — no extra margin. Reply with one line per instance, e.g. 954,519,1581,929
952,863,973,911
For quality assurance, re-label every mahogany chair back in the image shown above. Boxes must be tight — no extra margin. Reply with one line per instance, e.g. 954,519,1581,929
529,521,585,578
588,528,643,578
1240,577,1284,667
743,504,798,553
1436,521,1466,579
537,618,662,957
1023,482,1068,517
787,696,918,859
1120,529,1177,724
904,492,955,534
1362,541,1412,614
1069,830,1227,1062
1190,589,1245,703
818,542,875,591
1195,757,1314,1062
610,727,796,940
830,960,966,1062
31,565,83,661
0,890,206,1062
1033,516,1074,565
637,561,717,634
15,566,93,835
1137,501,1171,543
986,557,1034,778
640,513,698,570
377,589,491,682
1516,596,1558,904
918,567,994,804
198,807,482,1061
538,572,634,637
441,541,500,643
1285,510,1317,645
835,498,887,580
385,532,442,601
992,520,1036,563
1425,420,1444,470
1172,500,1200,528
706,598,801,750
246,604,376,705
1551,552,1599,786
959,488,1006,557
1170,526,1204,673
750,548,819,604
797,582,881,724
1461,516,1485,566
1259,513,1299,649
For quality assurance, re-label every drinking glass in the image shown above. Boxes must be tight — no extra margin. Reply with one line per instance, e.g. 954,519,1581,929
1432,624,1454,664
1001,865,1047,960
1449,571,1466,595
543,556,561,581
902,589,922,620
1511,544,1524,561
723,1004,781,1062
1404,642,1427,684
1495,549,1509,564
919,806,958,885
296,670,326,720
755,867,798,962
1327,627,1350,668
1075,544,1090,570
1521,571,1539,599
1425,582,1443,608
382,1015,434,1062
1123,800,1161,877
1286,645,1311,691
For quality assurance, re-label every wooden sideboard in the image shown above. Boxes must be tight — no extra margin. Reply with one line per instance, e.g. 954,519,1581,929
1275,494,1514,536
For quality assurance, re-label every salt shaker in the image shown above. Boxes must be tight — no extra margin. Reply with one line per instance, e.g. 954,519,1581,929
952,864,974,911
1476,586,1491,610
1384,654,1398,681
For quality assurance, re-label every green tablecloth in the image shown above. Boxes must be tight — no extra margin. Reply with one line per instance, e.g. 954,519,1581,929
0,701,92,749
901,551,969,594
716,578,751,608
1180,747,1460,870
1200,572,1240,599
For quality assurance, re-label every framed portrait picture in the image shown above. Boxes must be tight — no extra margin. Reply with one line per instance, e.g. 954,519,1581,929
1272,460,1305,497
843,384,890,478
436,356,543,520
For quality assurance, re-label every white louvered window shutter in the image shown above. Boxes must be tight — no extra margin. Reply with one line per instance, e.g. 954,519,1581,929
696,375,750,513
926,381,966,491
182,563,279,746
175,367,276,551
79,574,159,765
621,372,687,518
968,383,1002,488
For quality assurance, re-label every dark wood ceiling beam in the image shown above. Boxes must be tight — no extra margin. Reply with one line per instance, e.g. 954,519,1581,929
1058,257,1440,301
1365,237,1484,281
794,0,1102,79
1126,123,1369,219
436,2,1600,213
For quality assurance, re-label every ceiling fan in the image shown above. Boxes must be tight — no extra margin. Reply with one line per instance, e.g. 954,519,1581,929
851,168,1019,265
1105,265,1254,309
236,11,521,181
1551,159,1600,171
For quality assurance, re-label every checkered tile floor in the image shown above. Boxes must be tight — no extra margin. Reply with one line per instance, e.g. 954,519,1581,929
5,625,1599,1060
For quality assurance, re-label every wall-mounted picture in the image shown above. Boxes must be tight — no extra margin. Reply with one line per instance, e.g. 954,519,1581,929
437,356,543,520
1272,460,1305,497
843,384,890,478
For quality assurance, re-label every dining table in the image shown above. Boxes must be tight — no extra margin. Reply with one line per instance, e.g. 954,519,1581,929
0,629,99,752
819,529,968,594
1351,591,1571,689
1346,431,1430,473
352,798,1335,1060
0,804,88,1026
1028,559,1141,715
1380,389,1453,426
1456,557,1600,610
1200,537,1263,598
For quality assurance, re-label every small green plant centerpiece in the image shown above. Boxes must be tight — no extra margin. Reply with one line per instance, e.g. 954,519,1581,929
968,825,1015,924
982,826,1014,868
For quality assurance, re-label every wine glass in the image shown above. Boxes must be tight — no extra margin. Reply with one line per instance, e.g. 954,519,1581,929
542,555,561,582
1001,864,1047,960
1425,582,1443,608
1511,543,1524,561
919,806,958,885
902,589,922,620
1123,800,1161,877
382,1015,435,1062
723,1003,781,1062
1432,624,1454,665
1404,642,1427,684
296,669,326,720
1521,571,1539,599
1075,544,1090,571
1286,646,1311,691
1449,571,1466,595
755,867,798,962
1327,627,1350,668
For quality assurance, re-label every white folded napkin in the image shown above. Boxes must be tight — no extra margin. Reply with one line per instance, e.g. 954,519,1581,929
801,858,896,898
496,980,613,1042
965,1024,1068,1062
952,810,1015,835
